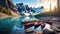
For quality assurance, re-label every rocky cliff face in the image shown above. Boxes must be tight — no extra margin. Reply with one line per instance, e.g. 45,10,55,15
0,0,20,17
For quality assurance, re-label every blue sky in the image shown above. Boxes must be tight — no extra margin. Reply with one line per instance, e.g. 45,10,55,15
12,0,36,6
12,0,43,7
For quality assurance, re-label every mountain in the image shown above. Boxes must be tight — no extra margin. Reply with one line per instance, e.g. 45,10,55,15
0,0,20,17
32,6,44,15
16,3,44,15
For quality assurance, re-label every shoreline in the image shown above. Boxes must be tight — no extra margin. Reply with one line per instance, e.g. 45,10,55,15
0,12,20,19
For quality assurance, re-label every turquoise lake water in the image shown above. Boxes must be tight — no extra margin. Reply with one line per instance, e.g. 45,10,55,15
0,16,25,34
0,16,39,34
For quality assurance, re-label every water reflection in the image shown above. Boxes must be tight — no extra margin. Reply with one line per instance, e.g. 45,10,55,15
0,17,24,34
0,12,52,34
0,15,39,34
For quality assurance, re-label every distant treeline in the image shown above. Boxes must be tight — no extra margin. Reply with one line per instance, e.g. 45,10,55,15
35,7,60,17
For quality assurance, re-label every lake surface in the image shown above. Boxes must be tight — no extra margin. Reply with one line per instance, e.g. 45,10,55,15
0,16,39,34
0,16,25,34
0,16,60,34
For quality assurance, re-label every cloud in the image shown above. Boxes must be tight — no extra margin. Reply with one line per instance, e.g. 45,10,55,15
34,0,44,8
34,0,57,8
